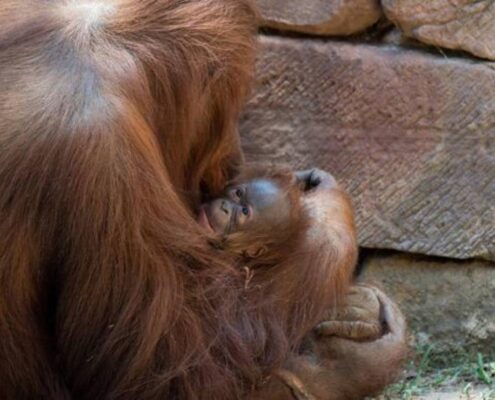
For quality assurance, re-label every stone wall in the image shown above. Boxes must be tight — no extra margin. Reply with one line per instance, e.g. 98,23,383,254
240,0,495,357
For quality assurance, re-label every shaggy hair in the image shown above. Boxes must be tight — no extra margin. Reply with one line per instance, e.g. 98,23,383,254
0,1,357,399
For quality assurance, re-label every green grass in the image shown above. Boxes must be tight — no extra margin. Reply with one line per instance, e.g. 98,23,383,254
376,345,495,400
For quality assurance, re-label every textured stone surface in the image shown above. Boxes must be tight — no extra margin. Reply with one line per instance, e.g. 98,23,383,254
256,0,382,36
240,36,495,260
382,0,495,61
360,252,495,355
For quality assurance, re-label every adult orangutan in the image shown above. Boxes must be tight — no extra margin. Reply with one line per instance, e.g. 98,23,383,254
0,1,406,399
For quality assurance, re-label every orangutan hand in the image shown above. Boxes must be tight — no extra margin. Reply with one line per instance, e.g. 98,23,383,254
294,286,407,399
250,286,408,400
315,284,383,341
313,285,407,360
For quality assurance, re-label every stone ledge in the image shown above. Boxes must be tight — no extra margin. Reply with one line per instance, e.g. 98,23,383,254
383,0,495,61
360,252,495,356
256,0,382,36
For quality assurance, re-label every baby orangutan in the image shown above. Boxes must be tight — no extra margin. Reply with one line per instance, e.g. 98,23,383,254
198,165,383,341
197,166,404,400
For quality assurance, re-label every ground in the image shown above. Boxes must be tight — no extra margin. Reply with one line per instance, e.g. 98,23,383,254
374,345,495,400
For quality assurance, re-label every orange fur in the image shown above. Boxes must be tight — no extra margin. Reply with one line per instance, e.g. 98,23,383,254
0,2,396,400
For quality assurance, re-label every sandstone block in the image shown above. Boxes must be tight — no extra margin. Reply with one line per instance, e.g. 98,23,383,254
240,36,495,260
382,0,495,61
360,253,495,355
256,0,382,36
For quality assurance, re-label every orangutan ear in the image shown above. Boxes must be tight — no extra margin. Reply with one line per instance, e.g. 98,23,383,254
243,245,267,259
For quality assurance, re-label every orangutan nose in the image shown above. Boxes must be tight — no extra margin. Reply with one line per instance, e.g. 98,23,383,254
220,200,231,215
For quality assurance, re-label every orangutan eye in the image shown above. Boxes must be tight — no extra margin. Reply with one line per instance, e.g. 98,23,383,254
241,206,249,216
235,188,243,199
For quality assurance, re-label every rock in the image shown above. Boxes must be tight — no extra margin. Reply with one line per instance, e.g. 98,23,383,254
240,36,495,260
255,0,382,36
360,252,495,356
382,27,408,45
382,0,495,61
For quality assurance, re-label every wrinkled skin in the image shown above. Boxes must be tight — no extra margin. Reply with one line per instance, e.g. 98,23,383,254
316,285,382,341
199,178,292,236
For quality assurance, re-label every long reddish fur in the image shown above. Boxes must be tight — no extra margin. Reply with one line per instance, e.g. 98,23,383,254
0,1,356,399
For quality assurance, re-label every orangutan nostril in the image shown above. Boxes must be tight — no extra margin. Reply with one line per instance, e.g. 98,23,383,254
220,200,230,215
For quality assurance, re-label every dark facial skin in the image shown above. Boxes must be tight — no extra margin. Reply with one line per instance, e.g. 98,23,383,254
198,179,291,236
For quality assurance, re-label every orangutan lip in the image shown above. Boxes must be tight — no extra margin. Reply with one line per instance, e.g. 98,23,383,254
198,206,214,233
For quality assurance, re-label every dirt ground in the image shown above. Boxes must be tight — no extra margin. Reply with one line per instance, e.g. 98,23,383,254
371,347,495,400
376,387,495,400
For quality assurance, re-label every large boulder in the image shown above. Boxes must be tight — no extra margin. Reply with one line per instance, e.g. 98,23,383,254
360,252,495,356
255,0,382,36
240,36,495,260
382,0,495,61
